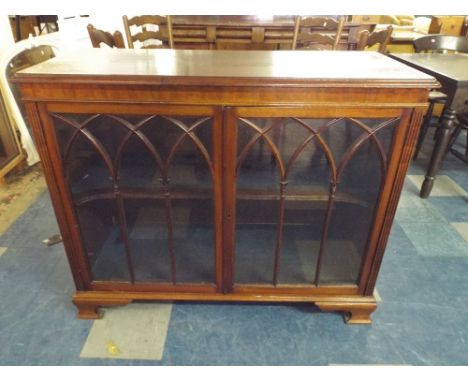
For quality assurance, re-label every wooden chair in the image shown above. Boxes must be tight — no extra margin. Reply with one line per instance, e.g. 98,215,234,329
292,16,345,50
412,35,468,158
448,111,468,163
357,25,393,53
87,24,125,49
413,34,468,53
123,15,174,49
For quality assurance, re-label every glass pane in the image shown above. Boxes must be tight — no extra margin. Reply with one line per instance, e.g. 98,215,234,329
234,116,397,286
123,199,170,282
52,113,216,284
76,199,130,281
235,118,279,284
173,198,214,283
119,132,161,189
52,115,113,194
319,118,397,284
235,117,332,284
235,199,277,284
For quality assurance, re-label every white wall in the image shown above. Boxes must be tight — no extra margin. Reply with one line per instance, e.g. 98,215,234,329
0,16,15,47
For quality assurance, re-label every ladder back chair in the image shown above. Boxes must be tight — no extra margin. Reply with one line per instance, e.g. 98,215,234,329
292,16,345,50
412,35,468,158
87,24,125,49
357,25,393,53
123,15,174,49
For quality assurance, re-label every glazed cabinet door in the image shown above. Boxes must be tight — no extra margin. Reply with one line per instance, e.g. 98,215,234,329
40,104,223,292
223,107,410,292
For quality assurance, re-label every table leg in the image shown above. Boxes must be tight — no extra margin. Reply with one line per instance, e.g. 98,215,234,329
420,108,458,198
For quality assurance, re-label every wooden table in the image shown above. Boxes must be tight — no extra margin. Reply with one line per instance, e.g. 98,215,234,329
170,16,371,50
14,50,435,324
391,53,468,198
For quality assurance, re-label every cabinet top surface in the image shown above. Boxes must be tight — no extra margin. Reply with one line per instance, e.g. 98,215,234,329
15,49,437,88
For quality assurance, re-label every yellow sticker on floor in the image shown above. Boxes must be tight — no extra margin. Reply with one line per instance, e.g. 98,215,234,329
80,303,172,360
106,340,121,356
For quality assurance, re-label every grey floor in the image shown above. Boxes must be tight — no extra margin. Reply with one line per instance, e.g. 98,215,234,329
0,126,467,365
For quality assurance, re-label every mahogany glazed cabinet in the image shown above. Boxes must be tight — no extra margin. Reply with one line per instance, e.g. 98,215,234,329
14,49,436,324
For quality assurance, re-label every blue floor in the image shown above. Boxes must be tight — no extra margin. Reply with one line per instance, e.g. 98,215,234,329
0,128,467,365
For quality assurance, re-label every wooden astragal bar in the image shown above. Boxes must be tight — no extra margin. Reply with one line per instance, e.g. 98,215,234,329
14,49,437,324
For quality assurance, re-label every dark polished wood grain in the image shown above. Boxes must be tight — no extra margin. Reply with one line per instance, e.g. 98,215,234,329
15,49,435,324
391,54,468,91
391,53,468,197
15,49,435,86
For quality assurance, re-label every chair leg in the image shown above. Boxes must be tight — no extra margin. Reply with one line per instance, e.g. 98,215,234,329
414,101,435,159
448,121,468,163
465,128,468,157
447,122,464,153
433,104,447,141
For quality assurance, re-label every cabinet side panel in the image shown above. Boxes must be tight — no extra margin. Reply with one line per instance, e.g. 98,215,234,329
26,102,91,290
359,108,424,295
